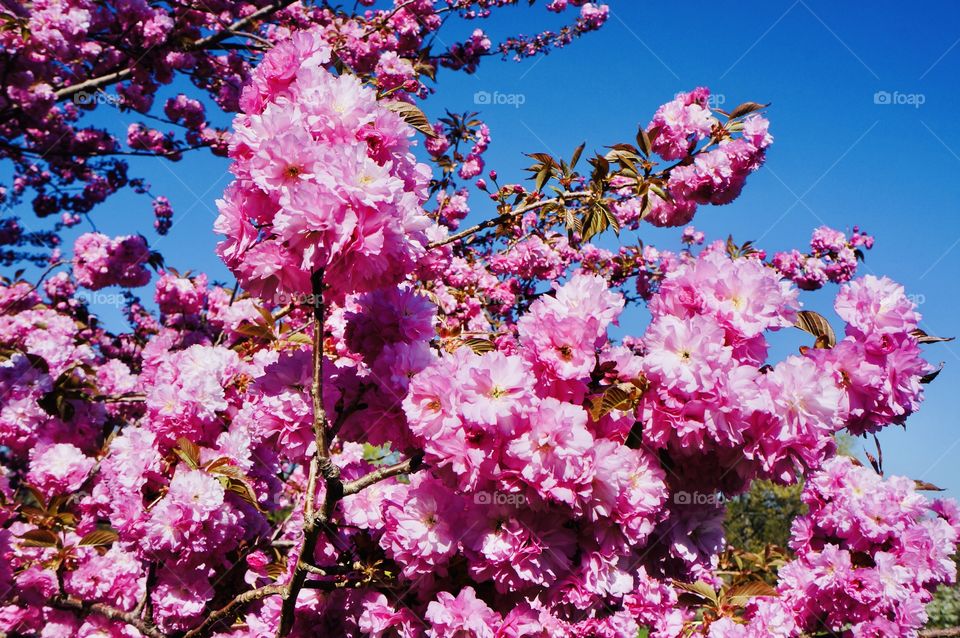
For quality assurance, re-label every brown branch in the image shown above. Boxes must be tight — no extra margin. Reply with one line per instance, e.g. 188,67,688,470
191,1,298,51
428,191,590,249
54,0,298,101
342,454,422,497
328,391,368,440
95,393,147,404
48,596,164,638
133,562,155,621
302,563,352,576
222,29,273,49
275,268,344,637
0,260,66,314
54,68,135,102
181,584,287,638
921,630,960,638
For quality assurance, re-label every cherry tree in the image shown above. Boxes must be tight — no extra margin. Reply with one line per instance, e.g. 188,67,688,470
0,2,957,638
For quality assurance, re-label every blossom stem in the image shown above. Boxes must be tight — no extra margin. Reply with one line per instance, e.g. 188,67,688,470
342,454,422,496
276,268,342,637
427,191,590,249
53,0,300,102
48,597,165,638
181,584,288,638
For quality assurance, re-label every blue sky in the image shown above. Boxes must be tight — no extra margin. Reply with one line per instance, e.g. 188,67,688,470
13,1,960,495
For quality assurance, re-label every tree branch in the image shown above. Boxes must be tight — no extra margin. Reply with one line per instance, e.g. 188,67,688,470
53,0,299,102
181,584,287,638
428,191,590,249
341,454,422,497
48,596,164,638
275,268,343,637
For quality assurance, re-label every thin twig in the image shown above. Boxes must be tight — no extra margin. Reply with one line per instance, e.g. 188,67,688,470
275,268,343,637
428,191,590,249
0,260,65,313
48,597,164,638
342,455,422,496
181,584,287,638
54,0,298,101
133,562,154,619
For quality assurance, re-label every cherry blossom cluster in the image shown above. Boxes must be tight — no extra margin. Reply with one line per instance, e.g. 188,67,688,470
71,232,152,291
643,88,773,227
709,457,959,637
772,225,875,290
426,113,494,193
0,234,950,638
495,2,609,60
0,11,956,638
215,28,433,302
0,0,609,268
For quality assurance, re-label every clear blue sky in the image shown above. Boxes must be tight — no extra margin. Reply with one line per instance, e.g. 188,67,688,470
18,1,960,495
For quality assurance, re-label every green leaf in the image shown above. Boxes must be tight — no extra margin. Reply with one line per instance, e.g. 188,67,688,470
534,164,552,193
795,310,836,349
255,304,275,328
911,329,954,344
461,337,496,354
724,581,778,607
920,363,944,384
727,101,770,119
636,126,652,157
579,200,616,243
362,443,395,465
563,208,579,234
648,183,670,202
234,320,276,341
602,201,620,236
527,152,554,164
79,529,119,547
284,333,313,345
570,142,586,169
384,101,437,138
226,478,263,512
587,382,644,421
673,580,718,605
208,461,245,481
19,529,60,548
175,437,201,469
